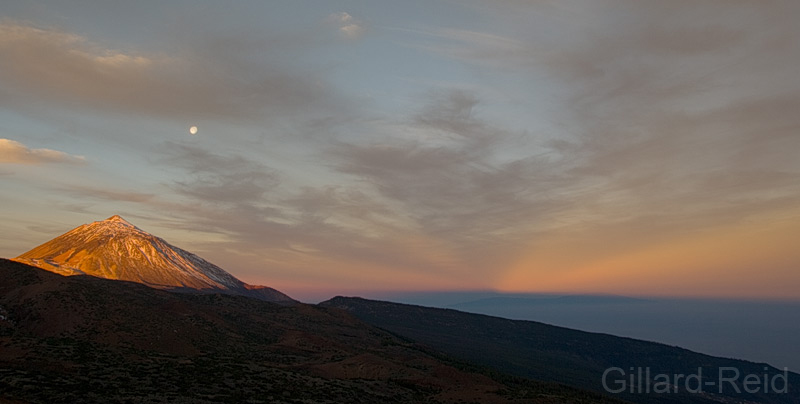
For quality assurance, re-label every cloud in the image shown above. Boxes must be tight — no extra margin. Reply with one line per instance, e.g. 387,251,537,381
327,12,365,39
146,140,486,285
63,186,155,203
0,138,86,165
328,90,569,270
0,21,334,122
6,2,796,296
156,142,281,204
413,28,529,69
148,86,795,287
415,1,800,216
413,0,800,293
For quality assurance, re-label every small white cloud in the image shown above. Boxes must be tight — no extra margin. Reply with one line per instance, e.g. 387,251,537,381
92,52,153,67
327,12,365,39
0,138,86,165
327,11,354,25
340,23,365,39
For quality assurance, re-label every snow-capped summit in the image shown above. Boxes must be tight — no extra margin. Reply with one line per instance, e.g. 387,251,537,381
105,214,133,225
14,215,293,303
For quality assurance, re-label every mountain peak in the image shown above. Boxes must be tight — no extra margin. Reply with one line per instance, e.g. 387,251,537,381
97,214,137,231
105,214,131,224
14,215,293,303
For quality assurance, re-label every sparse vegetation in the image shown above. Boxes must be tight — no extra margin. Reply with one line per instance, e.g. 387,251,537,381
0,259,627,404
320,297,800,404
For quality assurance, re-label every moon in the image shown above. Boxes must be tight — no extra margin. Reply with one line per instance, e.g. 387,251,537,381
189,126,198,135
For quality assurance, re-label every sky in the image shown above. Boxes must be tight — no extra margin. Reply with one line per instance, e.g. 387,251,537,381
1,1,799,301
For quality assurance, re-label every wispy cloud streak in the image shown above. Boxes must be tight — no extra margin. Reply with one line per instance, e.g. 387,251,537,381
0,138,85,165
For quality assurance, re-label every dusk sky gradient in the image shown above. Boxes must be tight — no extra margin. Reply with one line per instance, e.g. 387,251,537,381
1,1,799,301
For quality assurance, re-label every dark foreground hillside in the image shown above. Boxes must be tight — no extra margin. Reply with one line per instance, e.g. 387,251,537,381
0,259,626,404
320,297,800,404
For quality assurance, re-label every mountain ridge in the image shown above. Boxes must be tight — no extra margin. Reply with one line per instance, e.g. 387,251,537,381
0,258,628,403
14,215,293,303
319,296,800,404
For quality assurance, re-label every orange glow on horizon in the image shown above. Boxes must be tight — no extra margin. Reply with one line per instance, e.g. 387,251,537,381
496,210,800,300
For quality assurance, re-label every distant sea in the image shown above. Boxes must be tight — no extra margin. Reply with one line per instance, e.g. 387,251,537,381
370,291,800,373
